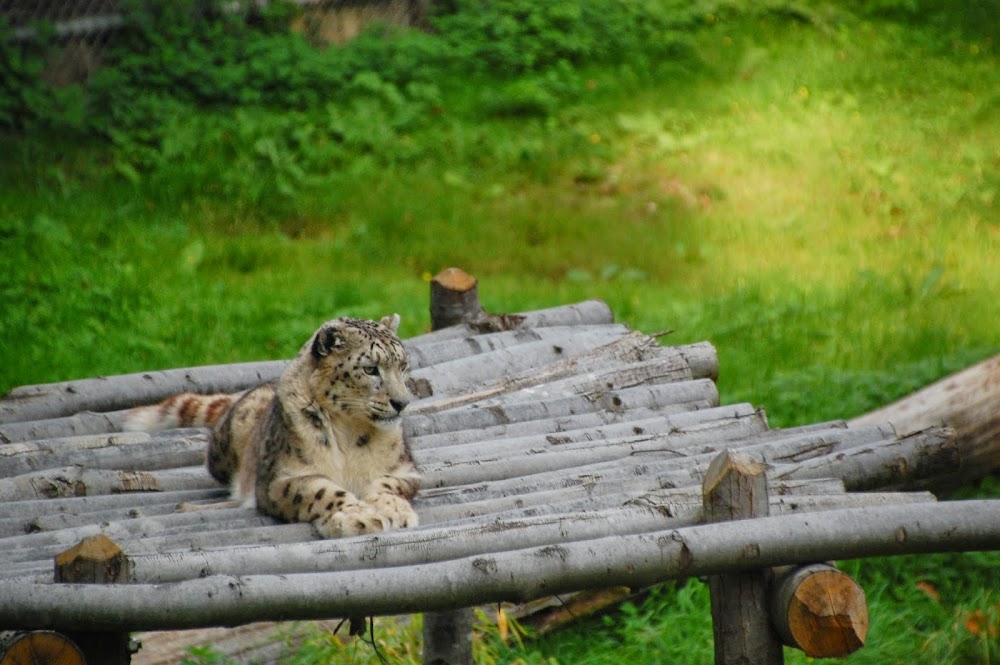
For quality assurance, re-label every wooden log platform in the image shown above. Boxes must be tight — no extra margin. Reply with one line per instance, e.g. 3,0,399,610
0,296,997,664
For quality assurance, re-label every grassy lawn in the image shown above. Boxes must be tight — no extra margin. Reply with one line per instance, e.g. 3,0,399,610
2,1,998,662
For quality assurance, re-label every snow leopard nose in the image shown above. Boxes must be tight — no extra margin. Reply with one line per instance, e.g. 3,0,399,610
390,398,409,415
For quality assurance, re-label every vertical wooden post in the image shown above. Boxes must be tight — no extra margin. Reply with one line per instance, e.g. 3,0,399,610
429,268,484,331
422,267,479,665
54,534,136,665
702,450,784,665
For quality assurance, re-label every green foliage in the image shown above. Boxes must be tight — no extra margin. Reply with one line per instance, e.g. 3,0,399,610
2,2,999,663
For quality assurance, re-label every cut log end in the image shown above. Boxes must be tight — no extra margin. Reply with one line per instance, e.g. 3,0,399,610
430,268,484,331
431,267,477,293
54,534,130,584
0,631,85,665
772,565,869,658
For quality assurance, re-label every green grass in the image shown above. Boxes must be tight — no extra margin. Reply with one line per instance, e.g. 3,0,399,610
2,2,998,663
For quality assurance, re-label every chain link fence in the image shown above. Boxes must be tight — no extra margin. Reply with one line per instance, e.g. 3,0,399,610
1,1,428,84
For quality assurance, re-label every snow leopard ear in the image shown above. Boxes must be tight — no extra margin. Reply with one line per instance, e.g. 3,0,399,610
312,321,346,359
379,313,401,334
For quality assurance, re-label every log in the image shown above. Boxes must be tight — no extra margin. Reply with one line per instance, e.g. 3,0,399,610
429,267,484,330
0,362,285,425
850,353,1000,489
702,450,783,665
404,379,719,439
0,509,278,566
412,299,615,343
415,403,768,482
0,500,996,632
55,535,134,665
406,324,629,370
0,488,227,521
413,402,710,452
411,339,716,413
415,423,896,509
423,267,478,665
769,563,868,657
777,427,958,490
0,466,217,502
0,411,128,444
0,631,85,665
113,491,936,584
0,431,209,476
410,334,659,400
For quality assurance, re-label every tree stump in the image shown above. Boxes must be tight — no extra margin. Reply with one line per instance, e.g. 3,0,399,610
769,564,868,657
702,450,784,665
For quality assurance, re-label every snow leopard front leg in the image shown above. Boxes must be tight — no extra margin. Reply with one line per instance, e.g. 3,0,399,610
263,473,392,537
363,459,421,529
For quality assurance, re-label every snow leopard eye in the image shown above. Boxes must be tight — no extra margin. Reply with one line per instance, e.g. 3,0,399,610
363,365,380,377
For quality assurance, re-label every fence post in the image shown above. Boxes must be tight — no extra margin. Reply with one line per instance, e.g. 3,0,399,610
54,534,137,664
702,450,784,665
422,267,480,665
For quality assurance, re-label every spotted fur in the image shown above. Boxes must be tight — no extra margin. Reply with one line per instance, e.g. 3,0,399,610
124,315,420,537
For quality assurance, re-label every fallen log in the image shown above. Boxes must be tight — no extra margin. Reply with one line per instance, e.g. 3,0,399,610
0,500,995,632
850,353,1000,490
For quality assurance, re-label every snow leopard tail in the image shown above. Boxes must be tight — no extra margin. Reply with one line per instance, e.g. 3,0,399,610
122,391,246,431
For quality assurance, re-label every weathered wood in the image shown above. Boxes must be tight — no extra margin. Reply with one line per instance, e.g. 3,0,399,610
0,631,85,665
413,299,615,343
513,587,633,636
411,335,661,400
702,450,783,665
850,353,1000,489
55,534,134,665
0,362,286,426
415,404,769,485
0,410,128,444
0,466,217,502
424,267,479,665
429,267,484,331
106,491,935,585
777,427,957,490
412,339,716,413
0,431,209,476
769,563,868,657
0,501,996,632
404,379,719,439
0,488,227,521
407,324,629,370
415,423,896,510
